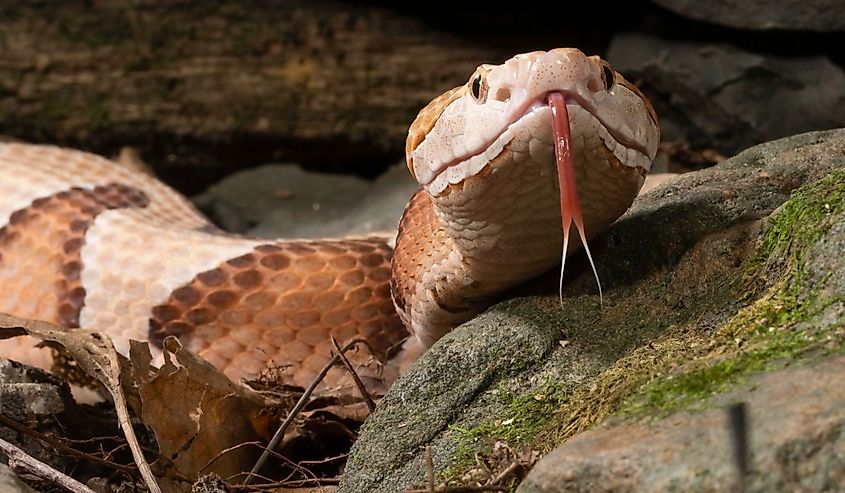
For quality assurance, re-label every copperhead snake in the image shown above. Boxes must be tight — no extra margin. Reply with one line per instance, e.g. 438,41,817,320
0,48,658,395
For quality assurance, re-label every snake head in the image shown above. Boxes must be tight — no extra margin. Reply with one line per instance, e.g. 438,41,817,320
405,48,659,197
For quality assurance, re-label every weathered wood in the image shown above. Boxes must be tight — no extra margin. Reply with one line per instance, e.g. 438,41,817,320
0,1,498,186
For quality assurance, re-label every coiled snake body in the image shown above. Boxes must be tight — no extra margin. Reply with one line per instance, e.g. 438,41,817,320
0,49,658,394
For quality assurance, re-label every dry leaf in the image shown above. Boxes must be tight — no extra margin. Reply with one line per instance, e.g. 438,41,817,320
0,314,377,489
138,336,273,485
0,315,277,491
0,313,161,493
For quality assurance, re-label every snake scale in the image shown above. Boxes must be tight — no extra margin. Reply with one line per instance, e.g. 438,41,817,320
0,49,658,395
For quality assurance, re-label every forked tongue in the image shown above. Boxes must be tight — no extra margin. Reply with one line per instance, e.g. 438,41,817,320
548,92,603,306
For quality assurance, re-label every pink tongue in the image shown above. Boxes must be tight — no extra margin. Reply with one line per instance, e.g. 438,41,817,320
548,92,603,305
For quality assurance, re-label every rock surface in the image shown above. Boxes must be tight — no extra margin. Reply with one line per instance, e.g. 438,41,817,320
337,129,845,492
518,355,845,492
192,161,418,240
651,0,845,31
0,464,35,493
0,359,74,465
607,33,845,156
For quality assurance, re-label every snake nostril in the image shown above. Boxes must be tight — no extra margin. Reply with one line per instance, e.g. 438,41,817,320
493,87,511,103
586,76,604,93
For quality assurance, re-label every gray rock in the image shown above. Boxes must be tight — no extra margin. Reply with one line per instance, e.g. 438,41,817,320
338,129,845,492
518,355,845,492
0,463,35,493
651,0,845,31
0,359,69,416
192,162,418,240
0,359,73,465
607,33,845,156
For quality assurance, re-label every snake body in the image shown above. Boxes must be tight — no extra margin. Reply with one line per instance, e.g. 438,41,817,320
0,49,658,393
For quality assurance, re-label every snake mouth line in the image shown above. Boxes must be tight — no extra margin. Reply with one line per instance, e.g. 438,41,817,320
421,91,650,187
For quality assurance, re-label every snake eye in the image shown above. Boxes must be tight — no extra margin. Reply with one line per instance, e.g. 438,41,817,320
468,72,488,103
600,61,616,92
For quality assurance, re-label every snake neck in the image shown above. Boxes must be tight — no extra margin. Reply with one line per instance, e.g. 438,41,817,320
391,134,644,348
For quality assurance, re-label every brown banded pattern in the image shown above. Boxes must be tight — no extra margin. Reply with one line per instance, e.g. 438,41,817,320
0,184,149,327
149,239,408,390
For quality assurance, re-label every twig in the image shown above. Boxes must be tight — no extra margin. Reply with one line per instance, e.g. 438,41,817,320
108,352,162,493
246,476,342,487
406,455,517,493
298,452,348,465
223,442,314,486
0,313,162,493
200,440,263,474
331,336,377,412
405,485,509,492
0,413,137,478
243,338,368,485
474,452,492,481
426,445,435,493
488,461,519,485
0,436,96,493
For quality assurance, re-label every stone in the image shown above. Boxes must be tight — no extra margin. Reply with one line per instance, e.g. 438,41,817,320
0,463,35,493
638,172,678,195
0,359,69,416
650,0,845,31
337,129,845,492
607,33,845,156
0,359,73,465
518,355,845,492
192,161,418,240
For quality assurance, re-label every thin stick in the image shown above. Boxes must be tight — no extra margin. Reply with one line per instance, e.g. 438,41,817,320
298,452,348,465
0,436,97,493
0,314,161,493
426,445,435,493
474,452,492,481
0,413,137,478
488,461,518,485
243,338,367,485
331,336,377,412
200,440,264,474
225,442,316,486
109,353,162,493
232,476,341,490
405,485,509,492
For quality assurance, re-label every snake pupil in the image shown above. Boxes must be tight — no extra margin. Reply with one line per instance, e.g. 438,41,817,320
471,75,482,100
602,64,615,92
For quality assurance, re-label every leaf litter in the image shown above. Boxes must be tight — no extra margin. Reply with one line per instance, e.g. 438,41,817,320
0,313,382,492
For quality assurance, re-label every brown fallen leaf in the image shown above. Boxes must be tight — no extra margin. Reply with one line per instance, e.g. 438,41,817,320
0,314,162,493
1,314,381,490
0,315,277,491
137,336,273,487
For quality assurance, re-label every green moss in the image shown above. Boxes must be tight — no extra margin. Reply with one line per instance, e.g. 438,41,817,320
624,287,816,414
621,169,845,416
438,169,845,482
537,169,845,446
441,381,567,482
760,171,845,261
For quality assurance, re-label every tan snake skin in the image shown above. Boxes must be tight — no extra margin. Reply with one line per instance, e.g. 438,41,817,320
0,48,658,394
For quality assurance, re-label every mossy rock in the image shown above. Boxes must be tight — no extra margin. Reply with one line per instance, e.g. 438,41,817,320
338,129,845,492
